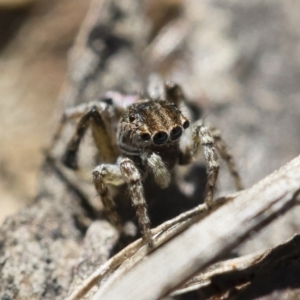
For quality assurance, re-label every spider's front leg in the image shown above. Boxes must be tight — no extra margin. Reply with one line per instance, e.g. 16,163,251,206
119,158,153,247
93,158,153,247
180,120,220,208
209,127,243,190
93,164,124,231
166,81,242,193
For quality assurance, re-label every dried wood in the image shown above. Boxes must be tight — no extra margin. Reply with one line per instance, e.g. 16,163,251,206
171,234,300,298
93,155,300,300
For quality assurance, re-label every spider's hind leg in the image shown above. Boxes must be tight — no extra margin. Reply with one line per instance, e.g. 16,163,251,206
179,119,243,208
165,81,202,120
165,81,184,107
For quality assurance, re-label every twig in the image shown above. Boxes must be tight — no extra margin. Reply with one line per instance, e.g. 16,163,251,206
171,251,265,296
172,233,300,298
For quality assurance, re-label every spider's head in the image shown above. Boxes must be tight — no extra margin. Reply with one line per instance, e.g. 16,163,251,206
118,100,190,150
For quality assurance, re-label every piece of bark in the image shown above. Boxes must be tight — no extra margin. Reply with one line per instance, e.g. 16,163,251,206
68,221,119,300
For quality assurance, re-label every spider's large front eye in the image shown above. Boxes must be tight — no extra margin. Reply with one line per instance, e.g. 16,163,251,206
170,126,182,140
141,133,151,141
153,131,168,145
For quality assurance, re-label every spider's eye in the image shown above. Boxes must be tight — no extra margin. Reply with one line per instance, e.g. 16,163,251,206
183,120,190,129
129,114,135,122
140,133,151,141
170,126,182,140
153,131,168,145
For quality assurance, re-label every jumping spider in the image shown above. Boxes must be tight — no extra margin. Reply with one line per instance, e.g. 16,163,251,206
53,82,242,247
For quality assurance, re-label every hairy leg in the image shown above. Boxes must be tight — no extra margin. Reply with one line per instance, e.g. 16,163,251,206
167,83,242,197
50,99,118,168
92,164,124,231
165,81,184,107
209,126,243,190
179,120,220,208
119,157,153,247
61,105,117,169
51,102,103,149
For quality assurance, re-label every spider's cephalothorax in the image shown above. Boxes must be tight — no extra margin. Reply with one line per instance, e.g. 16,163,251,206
118,100,190,173
53,82,243,247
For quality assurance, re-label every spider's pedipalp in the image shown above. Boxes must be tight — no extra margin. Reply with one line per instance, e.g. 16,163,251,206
146,152,171,189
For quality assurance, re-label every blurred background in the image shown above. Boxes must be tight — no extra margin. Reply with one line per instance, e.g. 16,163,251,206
0,0,299,254
0,0,89,223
